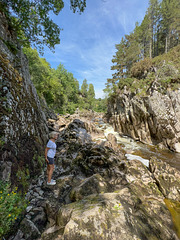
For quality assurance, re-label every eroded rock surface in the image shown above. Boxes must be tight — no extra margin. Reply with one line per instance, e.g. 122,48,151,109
0,11,48,181
107,89,180,152
9,119,180,240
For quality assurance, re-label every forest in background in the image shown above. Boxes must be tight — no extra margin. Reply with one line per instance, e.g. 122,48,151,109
1,0,180,114
25,0,180,115
23,47,106,114
105,0,180,97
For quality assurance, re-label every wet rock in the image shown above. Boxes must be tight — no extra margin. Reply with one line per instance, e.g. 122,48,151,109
107,133,117,145
103,133,124,154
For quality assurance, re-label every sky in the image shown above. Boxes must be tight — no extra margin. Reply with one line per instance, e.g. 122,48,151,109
43,0,149,98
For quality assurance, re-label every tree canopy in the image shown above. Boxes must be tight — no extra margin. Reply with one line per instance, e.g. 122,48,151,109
24,47,106,113
81,79,88,97
0,0,86,52
105,0,180,94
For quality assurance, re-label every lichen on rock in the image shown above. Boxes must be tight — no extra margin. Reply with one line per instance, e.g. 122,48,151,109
0,11,48,186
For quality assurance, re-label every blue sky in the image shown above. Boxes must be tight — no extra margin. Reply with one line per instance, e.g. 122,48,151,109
43,0,149,98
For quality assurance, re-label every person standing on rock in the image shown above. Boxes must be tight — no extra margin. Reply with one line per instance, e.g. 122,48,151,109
45,131,58,185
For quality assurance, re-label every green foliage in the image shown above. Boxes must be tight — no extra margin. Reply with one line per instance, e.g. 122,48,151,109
131,58,153,79
160,0,180,53
0,181,27,238
151,45,180,91
106,45,180,98
24,47,104,114
23,47,79,114
152,45,180,70
0,38,18,54
81,79,88,97
1,0,86,52
93,98,107,112
70,0,86,13
113,203,121,210
118,77,135,90
16,167,30,192
105,0,180,101
87,83,95,108
0,137,5,148
36,155,44,169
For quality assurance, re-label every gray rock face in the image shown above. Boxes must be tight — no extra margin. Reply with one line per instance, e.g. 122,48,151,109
149,157,180,201
9,119,180,240
0,11,48,181
107,89,180,152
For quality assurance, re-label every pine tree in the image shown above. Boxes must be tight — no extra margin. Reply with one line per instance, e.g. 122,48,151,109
106,37,126,91
160,0,180,53
81,79,88,97
147,0,160,58
124,31,141,73
87,83,95,109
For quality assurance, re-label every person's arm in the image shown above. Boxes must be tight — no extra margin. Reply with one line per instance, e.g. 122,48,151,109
45,147,50,163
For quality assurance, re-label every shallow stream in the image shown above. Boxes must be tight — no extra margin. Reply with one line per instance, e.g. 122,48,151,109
95,119,180,171
93,118,180,238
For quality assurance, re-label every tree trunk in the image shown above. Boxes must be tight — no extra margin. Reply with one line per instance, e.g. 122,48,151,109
149,40,152,58
165,36,168,53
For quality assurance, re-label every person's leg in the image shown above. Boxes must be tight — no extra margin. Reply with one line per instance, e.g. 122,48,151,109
47,164,54,183
47,164,50,178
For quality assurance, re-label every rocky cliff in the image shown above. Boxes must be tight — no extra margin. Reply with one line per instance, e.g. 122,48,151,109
0,11,48,183
106,86,180,153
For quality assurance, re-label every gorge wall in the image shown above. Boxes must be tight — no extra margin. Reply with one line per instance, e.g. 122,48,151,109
0,11,48,183
107,86,180,152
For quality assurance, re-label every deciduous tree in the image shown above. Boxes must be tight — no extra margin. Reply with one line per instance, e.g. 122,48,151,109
0,0,86,52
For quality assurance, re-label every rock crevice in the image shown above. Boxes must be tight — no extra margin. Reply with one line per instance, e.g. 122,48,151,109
9,118,180,240
0,11,48,181
107,89,180,152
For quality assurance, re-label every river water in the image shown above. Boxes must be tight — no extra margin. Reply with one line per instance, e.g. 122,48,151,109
95,120,180,171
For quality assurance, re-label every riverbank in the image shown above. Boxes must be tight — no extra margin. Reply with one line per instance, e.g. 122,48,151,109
8,115,180,240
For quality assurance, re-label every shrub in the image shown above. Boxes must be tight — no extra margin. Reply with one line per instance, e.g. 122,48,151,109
0,181,27,238
131,58,152,79
118,78,135,90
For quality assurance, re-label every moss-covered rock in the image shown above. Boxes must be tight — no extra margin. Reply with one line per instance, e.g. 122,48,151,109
0,11,48,187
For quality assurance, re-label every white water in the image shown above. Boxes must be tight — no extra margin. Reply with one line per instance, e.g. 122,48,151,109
95,120,180,170
125,154,149,167
96,123,150,167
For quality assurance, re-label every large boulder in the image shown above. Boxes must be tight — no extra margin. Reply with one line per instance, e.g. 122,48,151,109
41,159,179,240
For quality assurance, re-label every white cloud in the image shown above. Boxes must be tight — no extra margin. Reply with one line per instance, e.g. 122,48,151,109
43,0,149,98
